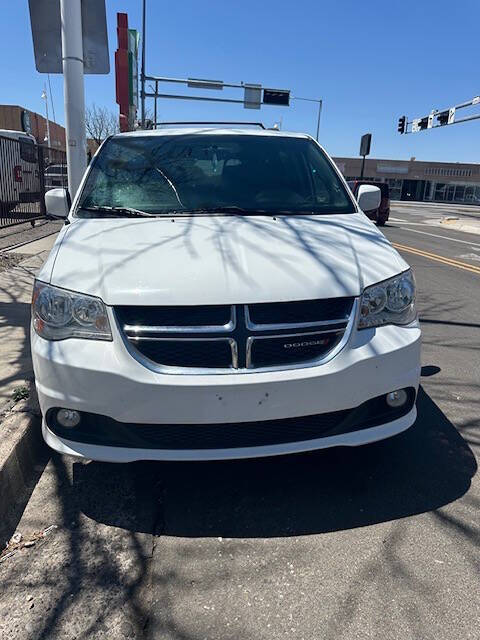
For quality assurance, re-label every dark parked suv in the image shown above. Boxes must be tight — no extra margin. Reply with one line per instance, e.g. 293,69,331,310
348,181,390,226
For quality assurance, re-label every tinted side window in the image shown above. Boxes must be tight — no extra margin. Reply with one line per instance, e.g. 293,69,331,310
19,139,37,163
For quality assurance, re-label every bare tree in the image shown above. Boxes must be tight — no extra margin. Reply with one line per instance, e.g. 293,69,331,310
85,104,119,147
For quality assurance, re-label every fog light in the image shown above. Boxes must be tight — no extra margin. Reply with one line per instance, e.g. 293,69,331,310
385,390,408,408
56,409,81,429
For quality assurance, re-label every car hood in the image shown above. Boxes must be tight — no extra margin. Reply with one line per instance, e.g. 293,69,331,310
46,213,408,306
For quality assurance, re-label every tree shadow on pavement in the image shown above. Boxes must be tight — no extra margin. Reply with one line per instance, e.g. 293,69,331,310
75,386,476,538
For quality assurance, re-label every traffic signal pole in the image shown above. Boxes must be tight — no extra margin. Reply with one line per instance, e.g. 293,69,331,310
290,96,323,141
398,94,480,134
142,75,291,126
60,0,87,198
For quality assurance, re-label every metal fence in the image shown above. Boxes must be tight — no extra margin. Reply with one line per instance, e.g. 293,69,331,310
0,134,67,229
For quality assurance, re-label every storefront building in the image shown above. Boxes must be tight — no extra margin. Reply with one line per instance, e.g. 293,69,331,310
333,156,480,205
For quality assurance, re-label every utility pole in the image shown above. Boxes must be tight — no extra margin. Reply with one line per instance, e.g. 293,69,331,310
141,0,146,128
41,85,51,147
60,0,87,197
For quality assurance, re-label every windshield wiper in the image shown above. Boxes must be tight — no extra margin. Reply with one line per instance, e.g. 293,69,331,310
161,206,289,216
78,205,158,218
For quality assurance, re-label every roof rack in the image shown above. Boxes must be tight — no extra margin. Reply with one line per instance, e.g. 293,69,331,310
155,121,266,129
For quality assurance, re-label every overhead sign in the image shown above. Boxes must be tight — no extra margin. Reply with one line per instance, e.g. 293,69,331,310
28,0,109,74
411,118,421,133
359,133,372,157
244,84,262,110
187,78,224,90
263,89,290,106
448,107,456,124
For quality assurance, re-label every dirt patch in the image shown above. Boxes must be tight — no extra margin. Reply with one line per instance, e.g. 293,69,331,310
0,252,29,273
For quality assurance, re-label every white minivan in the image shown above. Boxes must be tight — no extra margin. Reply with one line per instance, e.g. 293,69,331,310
32,125,421,462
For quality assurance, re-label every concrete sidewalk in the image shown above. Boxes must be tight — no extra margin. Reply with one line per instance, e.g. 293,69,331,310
0,235,57,413
0,235,57,548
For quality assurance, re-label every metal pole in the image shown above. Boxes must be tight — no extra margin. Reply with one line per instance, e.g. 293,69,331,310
47,73,56,123
316,99,323,141
144,92,245,105
292,96,323,140
42,85,51,147
154,80,158,129
141,0,146,128
60,0,86,198
360,155,366,178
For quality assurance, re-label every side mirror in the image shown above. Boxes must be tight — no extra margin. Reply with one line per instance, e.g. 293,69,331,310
45,188,70,218
357,184,381,213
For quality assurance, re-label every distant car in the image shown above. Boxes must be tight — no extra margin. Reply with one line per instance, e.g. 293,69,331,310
44,164,68,190
348,181,390,226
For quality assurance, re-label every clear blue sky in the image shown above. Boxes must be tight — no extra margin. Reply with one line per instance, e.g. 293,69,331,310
2,0,479,162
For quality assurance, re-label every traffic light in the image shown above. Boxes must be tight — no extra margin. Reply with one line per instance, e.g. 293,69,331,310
418,117,429,131
263,89,290,106
437,110,449,126
397,115,406,134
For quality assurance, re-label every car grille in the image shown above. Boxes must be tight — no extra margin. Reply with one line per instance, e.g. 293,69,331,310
114,297,355,373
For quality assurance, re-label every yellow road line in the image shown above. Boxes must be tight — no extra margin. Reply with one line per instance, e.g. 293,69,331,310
393,242,480,275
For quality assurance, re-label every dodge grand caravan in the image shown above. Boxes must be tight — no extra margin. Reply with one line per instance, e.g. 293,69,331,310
32,125,421,462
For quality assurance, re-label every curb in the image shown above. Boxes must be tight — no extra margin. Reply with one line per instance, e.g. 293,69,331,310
0,384,48,549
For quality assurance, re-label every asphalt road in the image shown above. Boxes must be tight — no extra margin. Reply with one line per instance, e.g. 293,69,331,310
1,203,479,640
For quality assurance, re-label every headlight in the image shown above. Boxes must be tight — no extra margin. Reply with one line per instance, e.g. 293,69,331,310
358,269,417,329
32,281,112,341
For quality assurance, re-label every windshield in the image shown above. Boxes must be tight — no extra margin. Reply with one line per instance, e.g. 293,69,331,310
77,134,356,216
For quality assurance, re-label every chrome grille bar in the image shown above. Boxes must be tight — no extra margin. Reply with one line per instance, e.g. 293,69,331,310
244,304,349,331
124,306,236,335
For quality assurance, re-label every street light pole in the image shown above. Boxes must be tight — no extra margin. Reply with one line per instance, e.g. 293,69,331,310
41,85,51,148
60,0,87,197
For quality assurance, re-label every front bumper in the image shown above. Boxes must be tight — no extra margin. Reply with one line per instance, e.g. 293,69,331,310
32,317,421,461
